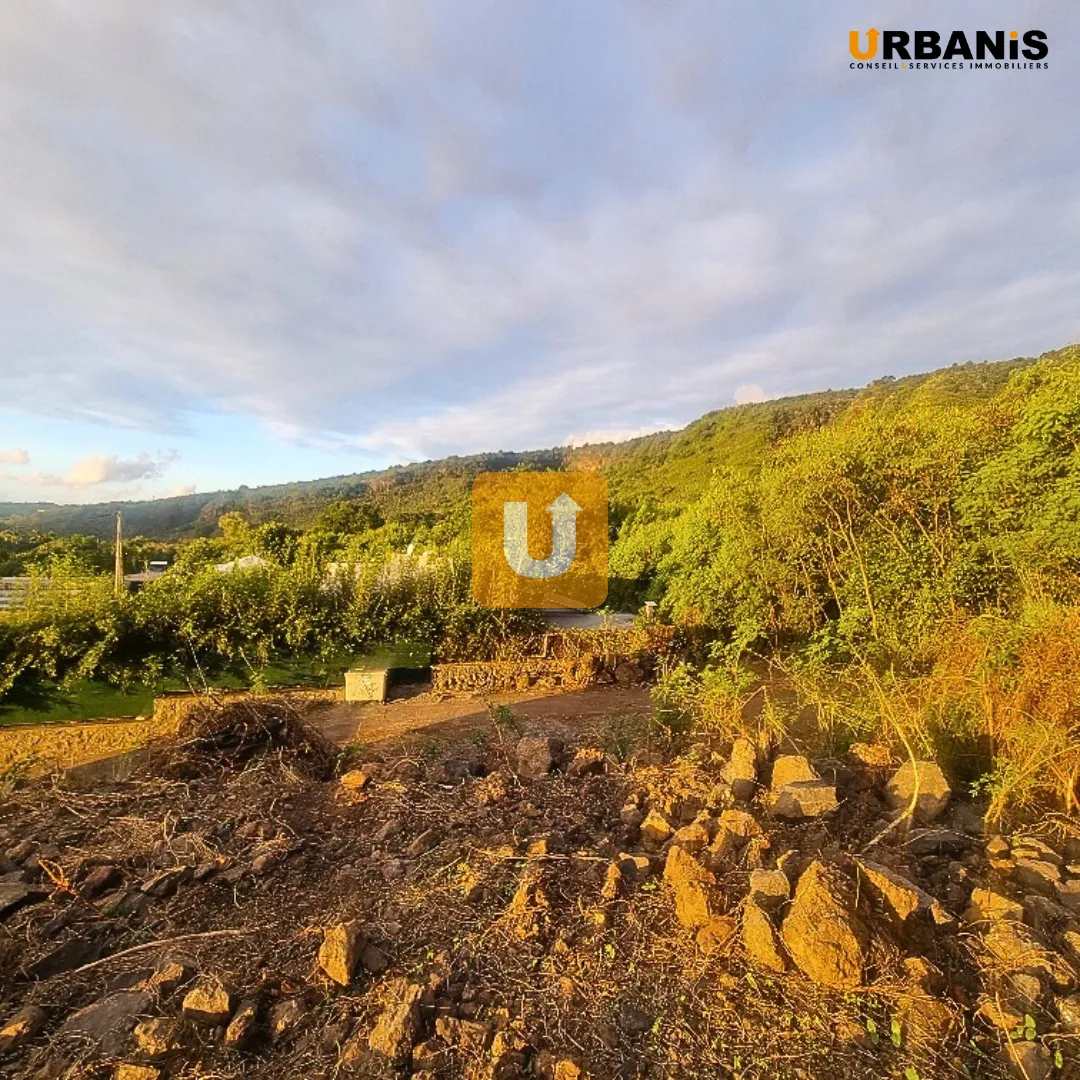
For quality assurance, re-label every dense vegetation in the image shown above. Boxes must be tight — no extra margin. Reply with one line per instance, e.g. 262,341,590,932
2,345,1078,817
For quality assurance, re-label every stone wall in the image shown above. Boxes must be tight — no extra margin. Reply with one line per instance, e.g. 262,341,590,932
430,657,600,695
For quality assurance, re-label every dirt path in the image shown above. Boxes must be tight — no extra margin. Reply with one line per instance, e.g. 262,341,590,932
313,685,654,753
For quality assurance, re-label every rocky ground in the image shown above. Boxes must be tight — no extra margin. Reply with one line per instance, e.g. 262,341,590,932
1,694,1079,1080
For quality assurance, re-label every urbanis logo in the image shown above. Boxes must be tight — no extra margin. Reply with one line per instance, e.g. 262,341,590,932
471,471,607,609
849,28,1049,70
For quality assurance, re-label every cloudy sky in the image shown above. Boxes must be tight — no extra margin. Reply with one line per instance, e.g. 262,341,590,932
0,1,1077,504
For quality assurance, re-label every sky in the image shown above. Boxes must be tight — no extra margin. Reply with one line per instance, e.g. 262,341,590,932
0,1,1077,505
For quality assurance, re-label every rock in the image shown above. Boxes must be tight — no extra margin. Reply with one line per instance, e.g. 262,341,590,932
1011,837,1062,866
1054,878,1080,912
781,861,866,991
1062,929,1080,968
406,828,442,857
772,781,839,820
1058,994,1080,1033
770,755,817,790
1012,858,1061,897
885,761,951,823
81,865,123,899
742,898,788,972
0,883,47,920
616,853,653,882
600,862,622,902
224,999,260,1048
435,1016,492,1053
140,865,193,898
640,810,675,849
59,990,153,1055
664,846,716,929
567,748,606,778
114,1066,161,1080
720,738,758,802
903,956,945,995
182,978,233,1026
319,921,365,986
360,941,390,974
845,743,894,768
412,1038,444,1071
268,997,309,1044
620,804,645,830
144,959,194,997
1002,1041,1053,1080
948,802,987,837
373,818,404,845
27,934,108,980
515,737,565,778
964,888,1024,924
695,915,737,956
670,822,711,856
339,769,372,790
854,859,932,921
982,921,1071,990
369,979,423,1063
1021,894,1069,933
748,869,789,912
132,1017,180,1060
0,1005,47,1054
986,835,1011,858
896,993,959,1046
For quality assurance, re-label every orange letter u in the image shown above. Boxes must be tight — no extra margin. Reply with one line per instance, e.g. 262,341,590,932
849,28,879,60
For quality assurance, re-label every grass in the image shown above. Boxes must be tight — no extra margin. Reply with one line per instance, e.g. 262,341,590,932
0,644,433,727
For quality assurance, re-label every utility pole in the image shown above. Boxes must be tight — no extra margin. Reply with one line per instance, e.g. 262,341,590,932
114,511,124,596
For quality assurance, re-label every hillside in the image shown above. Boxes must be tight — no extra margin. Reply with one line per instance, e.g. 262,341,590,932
0,351,1040,541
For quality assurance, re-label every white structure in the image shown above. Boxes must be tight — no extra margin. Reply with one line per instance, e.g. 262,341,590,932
213,554,270,574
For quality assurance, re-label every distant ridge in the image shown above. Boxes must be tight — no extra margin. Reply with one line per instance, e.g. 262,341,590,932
0,349,1044,540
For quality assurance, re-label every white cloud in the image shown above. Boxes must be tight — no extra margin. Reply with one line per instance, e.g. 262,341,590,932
0,2,1076,468
733,384,769,406
0,448,29,465
27,450,179,488
564,425,671,447
170,482,196,496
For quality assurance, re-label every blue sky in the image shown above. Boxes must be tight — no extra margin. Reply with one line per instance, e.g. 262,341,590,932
0,1,1077,504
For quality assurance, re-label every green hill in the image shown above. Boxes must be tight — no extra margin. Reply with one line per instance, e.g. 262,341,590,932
0,350,1044,541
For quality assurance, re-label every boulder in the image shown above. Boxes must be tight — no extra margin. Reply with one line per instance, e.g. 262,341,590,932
1002,1041,1053,1080
369,980,423,1063
80,865,123,899
319,921,365,986
747,869,789,912
140,866,193,898
720,738,758,802
182,978,232,1026
59,990,153,1055
0,1005,47,1054
772,780,839,821
742,897,788,972
1058,994,1080,1033
640,810,675,849
854,859,932,922
515,737,565,778
781,861,867,991
114,1066,161,1080
600,862,622,901
132,1017,180,1060
0,883,47,921
664,846,716,930
1011,858,1061,897
267,997,309,1044
964,887,1024,924
339,769,372,790
885,761,951,823
770,755,817,790
567,748,606,778
224,999,260,1049
1055,879,1080,912
670,822,711,856
696,915,738,956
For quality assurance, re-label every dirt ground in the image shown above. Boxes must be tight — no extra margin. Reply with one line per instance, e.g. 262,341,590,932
1,687,1078,1080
